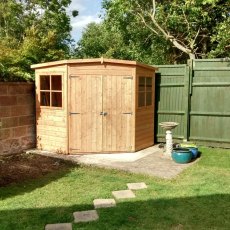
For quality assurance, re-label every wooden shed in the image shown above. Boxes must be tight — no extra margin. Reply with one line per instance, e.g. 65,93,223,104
31,58,157,154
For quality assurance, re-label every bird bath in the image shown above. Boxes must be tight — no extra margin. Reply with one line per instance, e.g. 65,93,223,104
159,122,179,157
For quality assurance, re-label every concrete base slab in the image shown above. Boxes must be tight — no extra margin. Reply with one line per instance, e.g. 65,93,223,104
45,223,72,230
28,145,198,179
93,198,116,209
73,210,99,223
127,182,147,190
112,190,136,199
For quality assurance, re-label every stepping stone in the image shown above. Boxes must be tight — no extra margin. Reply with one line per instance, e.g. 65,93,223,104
127,182,147,190
73,210,99,223
112,190,136,199
45,223,72,230
93,198,116,209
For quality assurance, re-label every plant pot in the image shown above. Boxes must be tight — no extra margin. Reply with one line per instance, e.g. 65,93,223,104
180,143,198,159
172,148,192,164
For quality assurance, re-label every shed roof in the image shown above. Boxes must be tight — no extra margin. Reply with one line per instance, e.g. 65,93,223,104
31,58,158,71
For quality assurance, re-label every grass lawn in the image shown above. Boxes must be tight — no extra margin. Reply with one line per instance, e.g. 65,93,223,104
0,147,230,230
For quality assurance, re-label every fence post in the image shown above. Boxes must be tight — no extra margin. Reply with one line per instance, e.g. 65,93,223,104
183,60,192,141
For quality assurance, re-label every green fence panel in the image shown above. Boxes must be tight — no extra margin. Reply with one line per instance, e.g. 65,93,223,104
155,64,189,143
189,59,230,147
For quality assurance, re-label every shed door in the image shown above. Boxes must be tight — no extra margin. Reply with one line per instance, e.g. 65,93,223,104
69,75,133,153
103,75,133,151
69,75,103,152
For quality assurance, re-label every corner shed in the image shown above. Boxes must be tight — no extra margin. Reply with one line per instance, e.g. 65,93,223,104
31,58,157,154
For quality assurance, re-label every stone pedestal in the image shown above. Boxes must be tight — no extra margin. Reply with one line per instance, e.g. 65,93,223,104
159,122,179,158
165,130,173,156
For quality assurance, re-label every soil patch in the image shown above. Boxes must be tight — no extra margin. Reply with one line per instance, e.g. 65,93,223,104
0,153,75,187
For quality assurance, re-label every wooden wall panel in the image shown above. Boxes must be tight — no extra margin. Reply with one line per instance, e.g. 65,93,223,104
35,65,68,153
135,66,155,151
68,63,134,77
135,109,154,151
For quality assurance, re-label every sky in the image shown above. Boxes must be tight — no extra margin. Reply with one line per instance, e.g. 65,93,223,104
67,0,103,42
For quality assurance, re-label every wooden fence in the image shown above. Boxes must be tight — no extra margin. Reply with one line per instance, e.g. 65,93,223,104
155,59,230,148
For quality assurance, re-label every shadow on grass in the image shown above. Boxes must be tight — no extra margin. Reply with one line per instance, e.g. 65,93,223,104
0,194,229,230
0,161,78,200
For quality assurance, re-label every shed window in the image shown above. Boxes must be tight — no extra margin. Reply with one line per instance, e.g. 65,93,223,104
138,76,153,107
40,75,62,107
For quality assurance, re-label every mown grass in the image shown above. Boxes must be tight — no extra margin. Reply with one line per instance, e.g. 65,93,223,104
0,147,229,230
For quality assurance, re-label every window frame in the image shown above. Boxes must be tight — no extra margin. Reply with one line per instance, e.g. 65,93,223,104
137,76,153,109
39,73,63,109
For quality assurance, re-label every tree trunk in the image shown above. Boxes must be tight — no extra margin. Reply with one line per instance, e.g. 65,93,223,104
170,38,196,59
189,53,195,59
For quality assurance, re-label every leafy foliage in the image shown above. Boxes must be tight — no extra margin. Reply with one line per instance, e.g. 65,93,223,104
75,21,174,65
76,0,230,63
209,18,230,58
0,0,77,81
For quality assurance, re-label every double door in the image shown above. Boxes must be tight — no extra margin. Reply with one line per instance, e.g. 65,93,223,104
69,74,134,153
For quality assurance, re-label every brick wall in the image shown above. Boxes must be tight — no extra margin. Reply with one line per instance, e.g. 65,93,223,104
0,83,36,155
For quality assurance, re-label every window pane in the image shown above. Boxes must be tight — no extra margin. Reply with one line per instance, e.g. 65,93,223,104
52,92,62,107
138,77,145,91
40,75,50,90
146,77,152,92
138,92,145,107
51,75,62,90
40,92,50,106
146,92,152,106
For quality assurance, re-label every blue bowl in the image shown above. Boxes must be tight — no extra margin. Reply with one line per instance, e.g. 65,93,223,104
188,147,198,159
172,148,192,164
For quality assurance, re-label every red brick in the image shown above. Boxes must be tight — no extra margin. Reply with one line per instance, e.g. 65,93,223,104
11,105,35,116
8,85,26,95
27,125,36,135
2,139,21,154
0,96,17,106
24,84,35,94
21,136,36,149
2,117,18,128
0,129,12,140
0,106,11,117
17,95,35,105
13,126,27,137
0,85,8,95
19,115,35,126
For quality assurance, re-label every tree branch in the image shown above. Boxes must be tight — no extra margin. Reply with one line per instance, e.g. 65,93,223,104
134,0,195,58
190,27,200,50
136,12,159,35
152,0,156,18
181,7,190,32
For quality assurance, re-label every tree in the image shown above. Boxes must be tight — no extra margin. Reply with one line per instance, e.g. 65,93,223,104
75,20,175,65
102,0,230,60
0,0,78,81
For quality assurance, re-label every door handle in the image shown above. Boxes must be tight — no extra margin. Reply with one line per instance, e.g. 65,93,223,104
100,112,108,116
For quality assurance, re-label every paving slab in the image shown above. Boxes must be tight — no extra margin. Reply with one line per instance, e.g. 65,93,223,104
45,223,72,230
73,210,99,223
112,190,136,199
93,198,116,209
127,182,147,190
